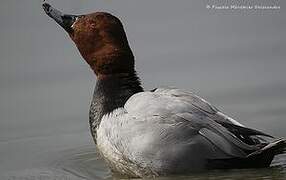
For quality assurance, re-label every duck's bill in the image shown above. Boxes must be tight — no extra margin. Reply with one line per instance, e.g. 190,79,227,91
42,3,79,33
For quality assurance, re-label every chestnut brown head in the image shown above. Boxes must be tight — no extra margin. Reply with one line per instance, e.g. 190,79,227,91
43,3,134,77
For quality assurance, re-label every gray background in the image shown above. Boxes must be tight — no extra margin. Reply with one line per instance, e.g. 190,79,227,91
0,0,285,177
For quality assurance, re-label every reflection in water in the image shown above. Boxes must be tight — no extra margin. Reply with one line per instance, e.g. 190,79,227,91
53,145,111,180
54,146,286,180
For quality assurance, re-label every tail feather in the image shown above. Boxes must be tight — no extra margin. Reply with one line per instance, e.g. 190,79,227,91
245,139,286,168
207,139,286,169
248,139,286,157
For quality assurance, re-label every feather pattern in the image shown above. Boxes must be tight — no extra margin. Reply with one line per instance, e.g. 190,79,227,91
96,88,285,177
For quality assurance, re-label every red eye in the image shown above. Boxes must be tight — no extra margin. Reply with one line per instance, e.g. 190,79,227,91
90,23,96,29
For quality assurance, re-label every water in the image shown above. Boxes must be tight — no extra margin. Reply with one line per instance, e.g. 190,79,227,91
1,139,285,180
0,83,286,180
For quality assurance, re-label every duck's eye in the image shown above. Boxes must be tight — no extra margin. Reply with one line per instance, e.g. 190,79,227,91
90,23,97,29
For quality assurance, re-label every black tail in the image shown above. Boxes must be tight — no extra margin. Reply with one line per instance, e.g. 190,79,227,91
246,139,286,167
207,139,286,169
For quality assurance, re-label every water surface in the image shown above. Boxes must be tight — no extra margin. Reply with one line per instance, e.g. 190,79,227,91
1,83,286,180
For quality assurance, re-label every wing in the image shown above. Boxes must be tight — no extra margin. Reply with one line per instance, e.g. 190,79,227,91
125,88,272,144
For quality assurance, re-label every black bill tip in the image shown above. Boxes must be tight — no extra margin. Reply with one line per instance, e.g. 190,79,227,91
42,3,52,14
42,2,79,33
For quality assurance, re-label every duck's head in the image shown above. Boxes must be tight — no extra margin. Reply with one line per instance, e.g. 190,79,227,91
43,3,134,77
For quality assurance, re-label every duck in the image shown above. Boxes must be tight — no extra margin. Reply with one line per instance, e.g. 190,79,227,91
42,2,286,178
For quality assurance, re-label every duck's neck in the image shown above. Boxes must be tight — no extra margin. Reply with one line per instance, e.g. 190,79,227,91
89,71,143,139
